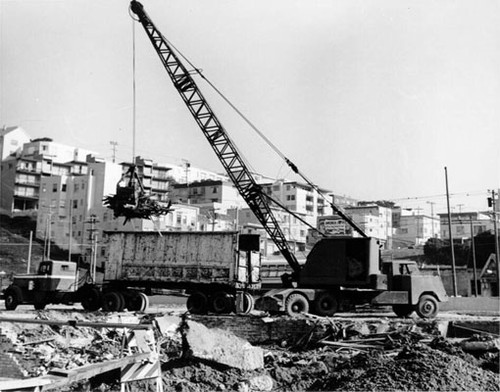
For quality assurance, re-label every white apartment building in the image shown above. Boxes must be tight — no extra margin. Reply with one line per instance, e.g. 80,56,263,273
0,126,30,160
37,157,123,259
260,180,333,226
237,206,309,256
393,213,440,248
166,162,228,184
170,179,245,208
345,205,393,248
438,212,495,241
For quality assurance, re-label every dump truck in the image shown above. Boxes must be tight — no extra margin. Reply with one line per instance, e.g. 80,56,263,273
3,231,261,314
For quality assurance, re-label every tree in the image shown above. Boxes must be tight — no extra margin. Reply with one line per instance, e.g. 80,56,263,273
423,237,468,266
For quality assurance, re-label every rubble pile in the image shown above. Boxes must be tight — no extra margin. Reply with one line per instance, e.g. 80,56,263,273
0,311,126,378
0,310,498,392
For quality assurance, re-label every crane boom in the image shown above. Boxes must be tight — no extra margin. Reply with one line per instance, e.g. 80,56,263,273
130,1,302,275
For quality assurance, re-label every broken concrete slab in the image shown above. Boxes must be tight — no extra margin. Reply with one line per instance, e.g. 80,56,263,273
183,320,264,371
155,314,182,338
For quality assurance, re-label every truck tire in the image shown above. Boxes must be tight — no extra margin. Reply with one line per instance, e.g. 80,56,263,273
4,285,23,311
241,292,254,315
138,292,149,312
314,292,338,317
392,304,415,318
211,291,234,314
127,291,148,312
187,291,208,315
416,294,438,319
81,287,102,311
102,291,125,312
285,293,309,317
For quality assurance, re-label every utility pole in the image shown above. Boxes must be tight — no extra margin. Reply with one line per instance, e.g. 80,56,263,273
182,160,191,204
445,167,458,296
427,201,436,238
414,206,422,245
469,216,478,297
110,141,118,163
85,215,99,282
489,189,500,295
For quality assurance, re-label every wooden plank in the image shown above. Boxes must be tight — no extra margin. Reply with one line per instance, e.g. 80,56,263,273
0,317,152,330
47,352,151,379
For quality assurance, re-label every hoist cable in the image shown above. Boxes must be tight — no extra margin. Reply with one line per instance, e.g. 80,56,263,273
132,19,137,162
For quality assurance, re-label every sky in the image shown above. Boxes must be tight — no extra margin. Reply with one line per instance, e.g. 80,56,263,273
1,0,499,215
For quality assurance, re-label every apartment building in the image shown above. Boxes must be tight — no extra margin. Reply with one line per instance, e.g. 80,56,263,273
0,126,30,160
166,162,228,184
37,157,123,258
438,212,494,241
0,136,95,216
170,179,245,208
393,213,440,248
260,180,333,225
237,206,309,256
345,204,393,248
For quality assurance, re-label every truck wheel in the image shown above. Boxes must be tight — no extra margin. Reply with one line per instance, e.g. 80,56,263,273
211,291,234,314
127,291,148,312
416,295,438,319
241,292,254,315
81,287,102,311
187,291,208,315
102,291,125,312
392,304,414,318
314,292,338,317
4,286,22,311
138,292,149,312
285,293,309,317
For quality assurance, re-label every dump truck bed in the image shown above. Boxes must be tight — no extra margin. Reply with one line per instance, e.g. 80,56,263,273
104,231,242,285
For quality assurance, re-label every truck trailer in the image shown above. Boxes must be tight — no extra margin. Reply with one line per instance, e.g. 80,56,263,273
3,231,261,314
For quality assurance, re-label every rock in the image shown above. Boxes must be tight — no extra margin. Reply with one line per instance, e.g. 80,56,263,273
183,320,264,370
155,315,182,338
460,338,500,353
248,375,274,391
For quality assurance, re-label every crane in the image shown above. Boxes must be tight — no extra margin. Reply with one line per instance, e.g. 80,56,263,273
130,0,302,279
128,1,448,319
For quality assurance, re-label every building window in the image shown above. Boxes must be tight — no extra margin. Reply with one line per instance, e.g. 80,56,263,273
62,184,67,192
74,184,79,192
212,187,217,193
52,183,58,192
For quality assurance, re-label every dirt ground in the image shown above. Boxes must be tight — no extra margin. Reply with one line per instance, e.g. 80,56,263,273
0,308,498,392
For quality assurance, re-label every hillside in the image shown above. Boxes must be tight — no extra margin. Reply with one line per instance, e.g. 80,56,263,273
0,216,45,289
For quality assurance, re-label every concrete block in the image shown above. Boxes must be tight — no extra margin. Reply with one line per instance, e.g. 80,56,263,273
155,315,182,338
183,320,264,370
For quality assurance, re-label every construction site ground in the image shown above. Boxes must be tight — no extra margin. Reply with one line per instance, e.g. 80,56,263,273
0,297,498,391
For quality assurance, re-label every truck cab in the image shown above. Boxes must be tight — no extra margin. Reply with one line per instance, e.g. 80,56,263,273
3,260,81,310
